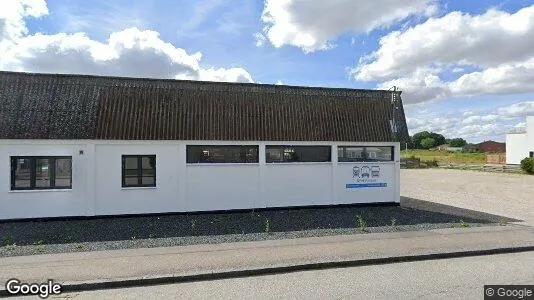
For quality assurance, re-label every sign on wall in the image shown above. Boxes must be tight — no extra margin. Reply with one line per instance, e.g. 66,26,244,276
346,165,387,188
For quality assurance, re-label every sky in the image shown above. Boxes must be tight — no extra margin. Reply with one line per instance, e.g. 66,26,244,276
1,0,534,143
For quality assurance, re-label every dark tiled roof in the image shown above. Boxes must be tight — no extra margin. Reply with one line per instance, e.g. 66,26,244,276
0,71,409,142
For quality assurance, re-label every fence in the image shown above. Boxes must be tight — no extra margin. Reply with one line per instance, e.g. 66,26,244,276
400,157,420,169
486,154,506,164
438,164,522,174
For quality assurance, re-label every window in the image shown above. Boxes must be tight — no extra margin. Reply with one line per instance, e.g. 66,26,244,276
122,155,156,187
10,156,72,190
266,146,331,163
186,146,259,163
530,151,534,158
338,146,393,162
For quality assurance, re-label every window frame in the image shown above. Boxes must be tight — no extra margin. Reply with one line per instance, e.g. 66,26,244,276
186,145,259,164
10,156,72,191
121,155,157,188
265,145,332,163
338,146,394,162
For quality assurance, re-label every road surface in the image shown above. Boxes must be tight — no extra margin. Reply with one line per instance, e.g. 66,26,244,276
48,251,534,299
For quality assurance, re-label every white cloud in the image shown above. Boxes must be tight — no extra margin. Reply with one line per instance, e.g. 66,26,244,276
355,6,534,81
258,0,436,52
355,5,534,104
0,0,253,83
496,101,534,117
406,101,534,141
0,0,48,41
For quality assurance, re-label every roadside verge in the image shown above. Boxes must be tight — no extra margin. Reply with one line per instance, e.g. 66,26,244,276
0,225,533,296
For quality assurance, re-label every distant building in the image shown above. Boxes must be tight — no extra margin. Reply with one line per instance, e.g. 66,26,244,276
436,144,449,151
468,141,506,153
506,116,534,164
435,144,463,152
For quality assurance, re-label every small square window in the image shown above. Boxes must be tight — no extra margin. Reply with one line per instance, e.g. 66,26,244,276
122,155,156,187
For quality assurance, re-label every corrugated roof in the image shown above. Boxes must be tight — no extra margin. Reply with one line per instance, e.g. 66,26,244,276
0,71,409,142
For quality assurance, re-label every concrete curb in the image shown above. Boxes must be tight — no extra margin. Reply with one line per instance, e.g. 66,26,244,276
1,245,533,297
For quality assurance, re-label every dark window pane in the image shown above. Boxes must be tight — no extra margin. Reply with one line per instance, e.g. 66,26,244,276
141,156,156,186
55,158,72,188
338,147,365,162
338,146,393,162
35,158,52,188
187,146,259,163
124,157,138,170
142,176,155,185
122,155,156,187
365,147,393,161
266,146,331,163
13,158,31,188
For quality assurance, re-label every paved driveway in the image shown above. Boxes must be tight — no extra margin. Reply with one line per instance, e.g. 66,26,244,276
401,169,534,226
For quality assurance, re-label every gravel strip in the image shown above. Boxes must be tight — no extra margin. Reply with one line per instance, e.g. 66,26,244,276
0,205,495,257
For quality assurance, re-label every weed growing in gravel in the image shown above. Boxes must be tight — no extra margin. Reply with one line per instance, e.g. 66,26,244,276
356,215,367,232
264,219,271,234
4,243,17,251
2,234,15,246
72,243,84,251
459,219,471,228
35,244,45,254
191,218,197,233
498,218,508,226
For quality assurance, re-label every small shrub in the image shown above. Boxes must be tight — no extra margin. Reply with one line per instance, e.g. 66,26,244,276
459,219,470,228
5,243,17,251
3,235,15,246
356,215,367,232
520,157,534,174
264,219,270,233
191,218,197,232
35,244,45,253
72,243,84,250
390,217,397,227
498,218,508,226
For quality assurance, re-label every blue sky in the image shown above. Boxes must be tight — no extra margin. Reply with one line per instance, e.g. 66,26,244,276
2,0,534,143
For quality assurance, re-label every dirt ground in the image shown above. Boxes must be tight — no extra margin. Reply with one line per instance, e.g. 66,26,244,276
401,169,534,226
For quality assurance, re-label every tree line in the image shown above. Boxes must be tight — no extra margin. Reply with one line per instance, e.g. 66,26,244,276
407,131,468,150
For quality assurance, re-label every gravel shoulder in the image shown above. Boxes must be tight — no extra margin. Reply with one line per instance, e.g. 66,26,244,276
0,205,494,257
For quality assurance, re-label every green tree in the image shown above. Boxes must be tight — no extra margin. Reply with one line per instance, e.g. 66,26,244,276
420,137,436,149
429,132,446,146
449,138,467,147
412,131,431,149
412,131,445,149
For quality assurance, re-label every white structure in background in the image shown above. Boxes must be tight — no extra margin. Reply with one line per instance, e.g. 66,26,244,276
506,116,534,164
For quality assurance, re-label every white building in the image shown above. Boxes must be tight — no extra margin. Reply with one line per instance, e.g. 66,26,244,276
506,116,534,165
0,71,409,220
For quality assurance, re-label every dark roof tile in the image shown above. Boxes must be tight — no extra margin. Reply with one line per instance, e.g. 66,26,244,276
0,71,409,142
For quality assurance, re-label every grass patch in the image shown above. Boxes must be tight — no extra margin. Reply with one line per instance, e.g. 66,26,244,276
401,150,486,165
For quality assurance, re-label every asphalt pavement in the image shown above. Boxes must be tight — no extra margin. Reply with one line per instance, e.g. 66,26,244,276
46,251,534,299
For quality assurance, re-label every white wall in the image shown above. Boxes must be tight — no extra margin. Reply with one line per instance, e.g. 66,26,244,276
506,116,534,165
0,142,90,219
94,144,182,215
506,133,528,164
0,140,400,220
